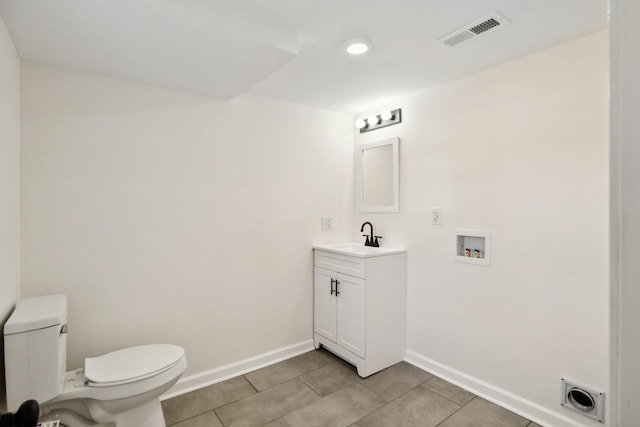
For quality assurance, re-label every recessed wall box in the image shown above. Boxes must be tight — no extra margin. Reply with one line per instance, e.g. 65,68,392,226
561,378,604,423
453,229,491,266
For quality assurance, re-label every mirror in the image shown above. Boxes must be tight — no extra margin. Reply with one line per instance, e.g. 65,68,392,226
359,137,399,212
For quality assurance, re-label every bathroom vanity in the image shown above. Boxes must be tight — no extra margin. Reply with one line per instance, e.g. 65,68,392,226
312,243,407,377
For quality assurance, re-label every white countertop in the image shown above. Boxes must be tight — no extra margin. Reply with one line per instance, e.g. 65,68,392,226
313,242,406,258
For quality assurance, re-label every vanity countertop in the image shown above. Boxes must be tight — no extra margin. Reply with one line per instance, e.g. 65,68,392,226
313,242,406,258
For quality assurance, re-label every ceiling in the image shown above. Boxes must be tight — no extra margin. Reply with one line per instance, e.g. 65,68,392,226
0,0,607,113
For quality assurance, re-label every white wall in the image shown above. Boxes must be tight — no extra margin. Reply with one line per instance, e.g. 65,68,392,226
610,0,640,424
0,2,20,321
20,63,354,380
0,13,20,410
355,31,609,426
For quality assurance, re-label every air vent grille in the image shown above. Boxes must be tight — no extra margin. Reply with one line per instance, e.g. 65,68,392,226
443,32,474,47
437,12,510,48
469,18,500,35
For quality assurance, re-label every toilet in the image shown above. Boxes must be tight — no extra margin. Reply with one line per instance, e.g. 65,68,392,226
4,295,187,427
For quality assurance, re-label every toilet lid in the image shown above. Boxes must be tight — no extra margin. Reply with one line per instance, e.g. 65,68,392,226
85,344,184,386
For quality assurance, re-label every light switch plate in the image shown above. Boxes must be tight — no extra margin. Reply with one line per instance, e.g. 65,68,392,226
431,207,442,225
321,216,334,231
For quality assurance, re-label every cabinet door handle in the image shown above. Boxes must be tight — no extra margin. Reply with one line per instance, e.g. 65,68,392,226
330,278,336,295
335,279,340,296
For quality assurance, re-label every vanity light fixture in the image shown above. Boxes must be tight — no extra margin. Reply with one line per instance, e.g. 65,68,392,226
355,108,402,133
344,38,372,55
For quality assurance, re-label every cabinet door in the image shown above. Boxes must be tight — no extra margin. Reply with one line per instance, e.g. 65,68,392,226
314,267,337,342
336,273,365,358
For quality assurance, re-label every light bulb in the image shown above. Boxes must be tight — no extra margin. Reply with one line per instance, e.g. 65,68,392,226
355,118,367,129
380,110,394,121
344,38,372,55
368,115,380,126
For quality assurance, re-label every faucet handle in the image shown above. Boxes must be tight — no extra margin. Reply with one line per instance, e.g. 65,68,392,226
362,234,371,246
373,236,382,247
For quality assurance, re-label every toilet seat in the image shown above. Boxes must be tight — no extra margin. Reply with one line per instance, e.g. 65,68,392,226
85,344,185,387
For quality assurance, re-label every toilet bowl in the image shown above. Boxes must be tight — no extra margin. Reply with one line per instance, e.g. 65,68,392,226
4,295,187,427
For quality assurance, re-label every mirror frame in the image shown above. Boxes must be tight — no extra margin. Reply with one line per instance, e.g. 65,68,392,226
358,137,400,213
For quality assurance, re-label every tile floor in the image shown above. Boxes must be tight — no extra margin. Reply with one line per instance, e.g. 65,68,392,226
162,349,543,427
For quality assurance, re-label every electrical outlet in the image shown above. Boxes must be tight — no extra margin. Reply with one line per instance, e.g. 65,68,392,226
431,207,442,225
321,216,334,231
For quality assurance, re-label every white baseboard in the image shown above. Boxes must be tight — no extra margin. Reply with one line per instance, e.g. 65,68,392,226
161,340,315,401
405,350,592,427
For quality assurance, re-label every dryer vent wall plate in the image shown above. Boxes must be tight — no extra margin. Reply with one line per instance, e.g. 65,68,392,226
560,378,605,423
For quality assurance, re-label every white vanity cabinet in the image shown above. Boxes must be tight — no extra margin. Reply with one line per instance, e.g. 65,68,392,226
312,244,407,377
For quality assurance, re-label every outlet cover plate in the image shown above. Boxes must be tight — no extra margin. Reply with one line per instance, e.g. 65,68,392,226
432,207,442,225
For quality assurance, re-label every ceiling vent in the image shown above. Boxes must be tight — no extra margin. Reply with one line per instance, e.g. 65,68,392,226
437,12,510,48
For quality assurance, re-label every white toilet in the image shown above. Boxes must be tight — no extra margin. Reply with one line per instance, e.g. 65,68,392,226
4,295,187,427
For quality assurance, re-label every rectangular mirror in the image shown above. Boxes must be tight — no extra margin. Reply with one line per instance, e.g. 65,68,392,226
359,137,399,212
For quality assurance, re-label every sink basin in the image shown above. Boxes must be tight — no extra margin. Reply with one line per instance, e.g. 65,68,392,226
313,242,406,258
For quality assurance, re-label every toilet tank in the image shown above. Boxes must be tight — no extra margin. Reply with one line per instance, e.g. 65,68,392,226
4,295,68,411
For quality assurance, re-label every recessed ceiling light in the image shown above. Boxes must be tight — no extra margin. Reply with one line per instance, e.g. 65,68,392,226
344,38,372,55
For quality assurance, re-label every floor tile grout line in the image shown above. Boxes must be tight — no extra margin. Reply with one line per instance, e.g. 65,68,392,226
348,380,440,426
176,354,402,426
347,393,397,426
166,407,214,426
213,410,227,427
434,395,479,427
297,374,324,397
243,351,335,394
164,376,261,425
431,396,534,427
418,380,476,408
167,409,218,427
274,416,293,427
290,356,336,394
284,383,387,427
274,380,365,425
244,373,260,393
271,361,383,426
360,380,417,406
216,378,322,427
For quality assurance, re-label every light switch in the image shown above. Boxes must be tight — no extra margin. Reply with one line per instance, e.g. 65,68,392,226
431,207,442,225
321,216,334,231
